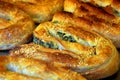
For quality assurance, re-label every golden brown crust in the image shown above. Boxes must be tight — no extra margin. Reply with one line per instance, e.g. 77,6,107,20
0,1,35,50
79,0,120,14
10,21,120,79
10,43,84,68
64,0,120,23
79,0,120,17
80,0,113,7
34,22,119,79
0,72,42,80
1,0,64,23
0,56,86,80
111,0,120,13
81,47,120,79
63,0,120,48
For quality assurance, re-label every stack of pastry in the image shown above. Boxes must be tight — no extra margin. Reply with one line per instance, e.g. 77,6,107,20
63,0,120,48
0,0,65,50
0,1,87,80
0,56,86,80
0,0,64,23
0,0,120,80
10,21,119,79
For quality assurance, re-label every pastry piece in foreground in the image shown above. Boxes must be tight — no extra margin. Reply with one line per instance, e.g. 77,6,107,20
63,0,120,48
10,21,120,79
0,56,86,80
0,0,64,23
10,43,85,69
0,72,42,80
0,1,35,50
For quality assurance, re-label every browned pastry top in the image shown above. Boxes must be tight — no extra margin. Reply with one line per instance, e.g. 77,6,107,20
63,0,120,48
64,0,120,23
0,56,86,80
111,0,120,13
78,0,120,16
10,21,120,79
34,21,117,66
0,0,64,23
0,1,35,50
80,0,113,7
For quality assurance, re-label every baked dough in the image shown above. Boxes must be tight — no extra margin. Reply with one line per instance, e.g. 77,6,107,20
64,0,120,23
10,21,120,79
0,56,86,80
80,0,112,7
0,1,35,50
76,0,120,17
10,43,82,68
0,72,42,80
63,0,120,48
1,0,64,23
111,0,120,16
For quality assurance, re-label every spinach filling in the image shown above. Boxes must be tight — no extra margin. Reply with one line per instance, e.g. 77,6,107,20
33,37,58,49
57,31,76,42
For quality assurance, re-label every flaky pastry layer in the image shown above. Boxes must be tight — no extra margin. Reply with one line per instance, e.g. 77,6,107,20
10,21,120,79
0,1,35,50
0,0,64,23
0,56,86,80
64,0,120,48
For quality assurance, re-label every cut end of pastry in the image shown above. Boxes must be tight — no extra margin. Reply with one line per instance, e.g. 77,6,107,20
32,21,120,79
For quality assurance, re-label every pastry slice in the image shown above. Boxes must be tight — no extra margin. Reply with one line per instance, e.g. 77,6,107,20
0,56,86,80
33,22,64,50
0,0,64,23
10,21,120,79
0,1,35,50
79,0,120,17
64,0,120,24
63,0,120,48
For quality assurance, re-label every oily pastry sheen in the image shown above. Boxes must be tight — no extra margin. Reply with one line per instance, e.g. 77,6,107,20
111,0,120,17
10,21,120,79
64,0,120,24
0,0,64,23
63,0,120,48
10,43,84,69
0,72,42,80
0,56,86,80
0,1,35,50
80,0,113,7
79,0,120,17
